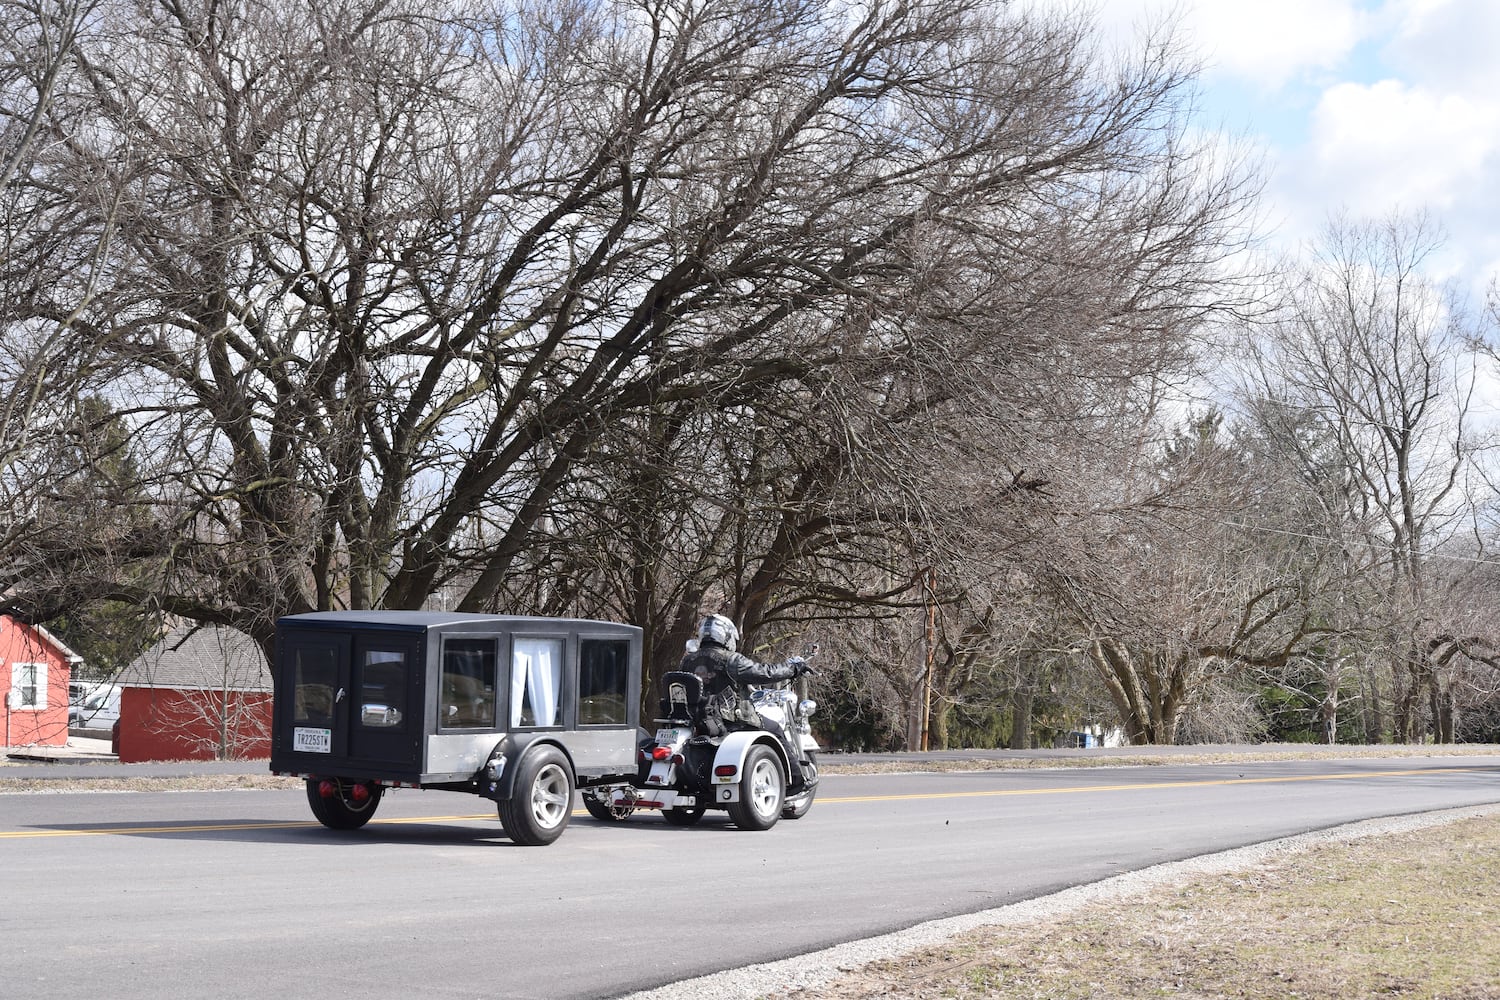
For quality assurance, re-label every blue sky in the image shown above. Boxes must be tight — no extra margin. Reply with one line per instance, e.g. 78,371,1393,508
1080,0,1500,299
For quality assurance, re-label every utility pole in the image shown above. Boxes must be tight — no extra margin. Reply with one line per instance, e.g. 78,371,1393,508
921,566,936,752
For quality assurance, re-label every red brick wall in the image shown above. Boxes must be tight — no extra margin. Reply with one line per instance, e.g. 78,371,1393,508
1,618,72,748
118,687,272,763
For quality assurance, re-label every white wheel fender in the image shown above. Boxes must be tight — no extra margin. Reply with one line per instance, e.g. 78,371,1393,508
710,732,788,805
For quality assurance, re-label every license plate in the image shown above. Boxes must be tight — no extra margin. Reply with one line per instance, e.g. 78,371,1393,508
293,727,332,753
654,727,686,744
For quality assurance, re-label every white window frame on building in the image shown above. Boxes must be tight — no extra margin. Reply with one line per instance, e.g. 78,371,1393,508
10,662,47,710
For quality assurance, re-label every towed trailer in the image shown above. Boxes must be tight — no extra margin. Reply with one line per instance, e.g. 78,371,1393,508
269,611,642,845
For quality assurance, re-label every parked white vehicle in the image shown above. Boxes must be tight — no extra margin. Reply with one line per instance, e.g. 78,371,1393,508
69,684,121,732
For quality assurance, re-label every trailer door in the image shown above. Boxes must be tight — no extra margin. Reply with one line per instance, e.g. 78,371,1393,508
347,633,421,766
282,630,351,759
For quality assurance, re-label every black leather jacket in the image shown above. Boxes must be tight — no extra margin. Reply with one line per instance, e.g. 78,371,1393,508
680,641,802,728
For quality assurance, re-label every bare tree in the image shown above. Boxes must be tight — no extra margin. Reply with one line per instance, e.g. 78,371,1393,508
0,0,95,189
0,0,101,474
1241,212,1500,742
0,0,1272,764
1035,411,1331,745
610,82,1261,736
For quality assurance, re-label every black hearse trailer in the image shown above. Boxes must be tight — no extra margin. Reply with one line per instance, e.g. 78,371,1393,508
270,611,641,845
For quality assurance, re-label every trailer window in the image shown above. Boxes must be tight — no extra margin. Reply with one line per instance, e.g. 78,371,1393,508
294,646,338,725
579,639,629,725
510,637,562,728
441,638,496,728
357,649,407,729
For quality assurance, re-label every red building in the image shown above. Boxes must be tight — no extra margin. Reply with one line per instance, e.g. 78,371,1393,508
116,624,272,763
2,616,81,748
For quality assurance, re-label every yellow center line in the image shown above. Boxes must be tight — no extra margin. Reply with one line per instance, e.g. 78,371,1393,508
0,767,1483,840
819,766,1484,804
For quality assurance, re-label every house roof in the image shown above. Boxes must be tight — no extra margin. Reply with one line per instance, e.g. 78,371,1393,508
116,624,270,692
1,614,85,664
34,624,84,664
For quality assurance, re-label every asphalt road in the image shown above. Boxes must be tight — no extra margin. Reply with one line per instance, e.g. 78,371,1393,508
3,754,1499,1000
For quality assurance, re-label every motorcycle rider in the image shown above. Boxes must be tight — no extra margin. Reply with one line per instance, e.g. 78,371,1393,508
680,614,813,789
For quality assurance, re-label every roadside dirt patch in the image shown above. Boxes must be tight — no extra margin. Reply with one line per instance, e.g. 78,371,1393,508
0,773,300,793
764,813,1500,1000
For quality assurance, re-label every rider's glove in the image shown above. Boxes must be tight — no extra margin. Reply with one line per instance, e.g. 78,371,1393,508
786,656,811,676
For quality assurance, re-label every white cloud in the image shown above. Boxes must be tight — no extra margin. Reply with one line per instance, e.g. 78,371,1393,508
1060,1,1500,292
1384,0,1500,94
1306,79,1500,212
1061,0,1365,93
1185,0,1364,89
1239,1,1500,292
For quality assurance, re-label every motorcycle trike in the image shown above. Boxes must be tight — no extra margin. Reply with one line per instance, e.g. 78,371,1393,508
582,661,819,830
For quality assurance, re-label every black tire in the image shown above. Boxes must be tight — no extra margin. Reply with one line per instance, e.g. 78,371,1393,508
306,778,383,830
782,752,818,820
582,789,633,823
725,743,784,831
497,745,574,846
661,802,707,827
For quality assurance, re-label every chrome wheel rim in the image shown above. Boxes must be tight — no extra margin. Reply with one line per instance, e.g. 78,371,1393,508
530,763,571,828
749,756,782,818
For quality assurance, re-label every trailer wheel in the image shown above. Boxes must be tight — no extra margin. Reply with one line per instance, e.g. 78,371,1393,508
306,778,383,830
582,789,634,823
725,744,784,831
498,746,574,845
661,803,706,827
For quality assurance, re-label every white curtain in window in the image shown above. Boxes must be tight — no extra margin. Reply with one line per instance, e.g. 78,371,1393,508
510,639,561,727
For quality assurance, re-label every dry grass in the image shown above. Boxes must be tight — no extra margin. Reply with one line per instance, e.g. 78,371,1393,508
769,815,1500,1000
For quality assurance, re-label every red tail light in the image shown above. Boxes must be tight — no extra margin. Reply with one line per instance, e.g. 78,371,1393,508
318,780,335,798
652,747,671,761
351,783,371,802
714,765,737,778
